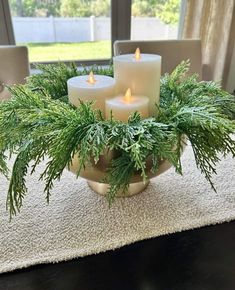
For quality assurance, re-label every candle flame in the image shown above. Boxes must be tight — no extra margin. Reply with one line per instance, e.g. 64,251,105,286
87,71,96,84
124,88,132,103
135,47,141,60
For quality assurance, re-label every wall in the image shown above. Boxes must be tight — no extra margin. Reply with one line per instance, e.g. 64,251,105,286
13,16,177,43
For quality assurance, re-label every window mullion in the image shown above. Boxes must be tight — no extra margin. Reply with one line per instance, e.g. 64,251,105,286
111,0,131,55
0,0,15,45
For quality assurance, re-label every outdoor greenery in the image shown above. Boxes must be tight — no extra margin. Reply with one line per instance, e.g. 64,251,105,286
0,61,234,218
132,0,180,24
23,41,111,62
10,0,180,25
61,0,110,17
10,0,61,17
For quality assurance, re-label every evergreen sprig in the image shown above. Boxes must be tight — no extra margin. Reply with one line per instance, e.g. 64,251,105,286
0,61,234,217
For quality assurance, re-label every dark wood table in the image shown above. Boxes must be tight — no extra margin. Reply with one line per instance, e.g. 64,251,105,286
1,220,235,290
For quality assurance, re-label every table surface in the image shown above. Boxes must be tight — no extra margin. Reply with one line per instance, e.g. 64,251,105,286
1,220,235,290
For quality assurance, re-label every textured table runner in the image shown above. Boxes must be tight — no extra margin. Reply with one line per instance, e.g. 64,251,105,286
0,144,235,273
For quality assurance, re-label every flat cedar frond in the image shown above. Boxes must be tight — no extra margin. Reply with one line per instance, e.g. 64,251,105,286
106,153,135,204
0,61,234,218
0,152,8,178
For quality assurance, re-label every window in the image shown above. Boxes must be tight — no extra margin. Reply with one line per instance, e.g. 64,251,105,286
1,0,183,65
131,0,181,40
9,0,112,63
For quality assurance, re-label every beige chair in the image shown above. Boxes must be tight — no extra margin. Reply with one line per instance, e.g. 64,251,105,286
114,39,202,79
0,46,30,100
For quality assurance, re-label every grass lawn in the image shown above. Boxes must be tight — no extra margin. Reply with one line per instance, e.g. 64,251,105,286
21,41,111,63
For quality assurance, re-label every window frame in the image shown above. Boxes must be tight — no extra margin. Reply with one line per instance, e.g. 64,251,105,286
1,0,184,67
177,0,187,39
0,0,15,45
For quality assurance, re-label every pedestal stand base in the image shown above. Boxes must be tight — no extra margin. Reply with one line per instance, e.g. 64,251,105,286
87,180,150,197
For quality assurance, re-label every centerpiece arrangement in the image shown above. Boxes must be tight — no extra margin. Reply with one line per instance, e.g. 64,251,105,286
67,48,162,196
0,48,234,218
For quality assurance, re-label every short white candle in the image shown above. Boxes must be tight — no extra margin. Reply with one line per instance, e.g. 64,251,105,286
67,72,116,115
105,88,149,122
113,48,161,116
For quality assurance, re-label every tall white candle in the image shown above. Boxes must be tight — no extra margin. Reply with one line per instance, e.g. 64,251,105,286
113,48,161,116
67,72,116,115
105,88,149,122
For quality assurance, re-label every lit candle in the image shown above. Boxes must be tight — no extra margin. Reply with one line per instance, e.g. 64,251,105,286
105,88,149,122
67,71,116,115
113,48,161,116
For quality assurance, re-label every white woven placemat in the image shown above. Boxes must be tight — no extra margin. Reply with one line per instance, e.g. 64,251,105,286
0,144,235,273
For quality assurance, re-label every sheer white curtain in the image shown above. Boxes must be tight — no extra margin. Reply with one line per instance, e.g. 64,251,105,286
182,0,235,87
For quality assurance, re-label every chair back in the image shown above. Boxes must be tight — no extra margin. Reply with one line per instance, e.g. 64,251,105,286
0,46,30,100
114,40,202,79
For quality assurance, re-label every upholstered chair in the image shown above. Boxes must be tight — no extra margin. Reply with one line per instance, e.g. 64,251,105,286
0,46,30,100
113,39,202,79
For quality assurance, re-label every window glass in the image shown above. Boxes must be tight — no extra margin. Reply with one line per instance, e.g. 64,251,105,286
131,0,181,40
9,0,111,62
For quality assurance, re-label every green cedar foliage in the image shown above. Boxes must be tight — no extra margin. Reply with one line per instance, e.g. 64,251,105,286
0,61,234,217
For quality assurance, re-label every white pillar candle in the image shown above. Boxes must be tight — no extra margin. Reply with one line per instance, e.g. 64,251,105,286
105,88,149,122
67,72,116,115
113,48,161,116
